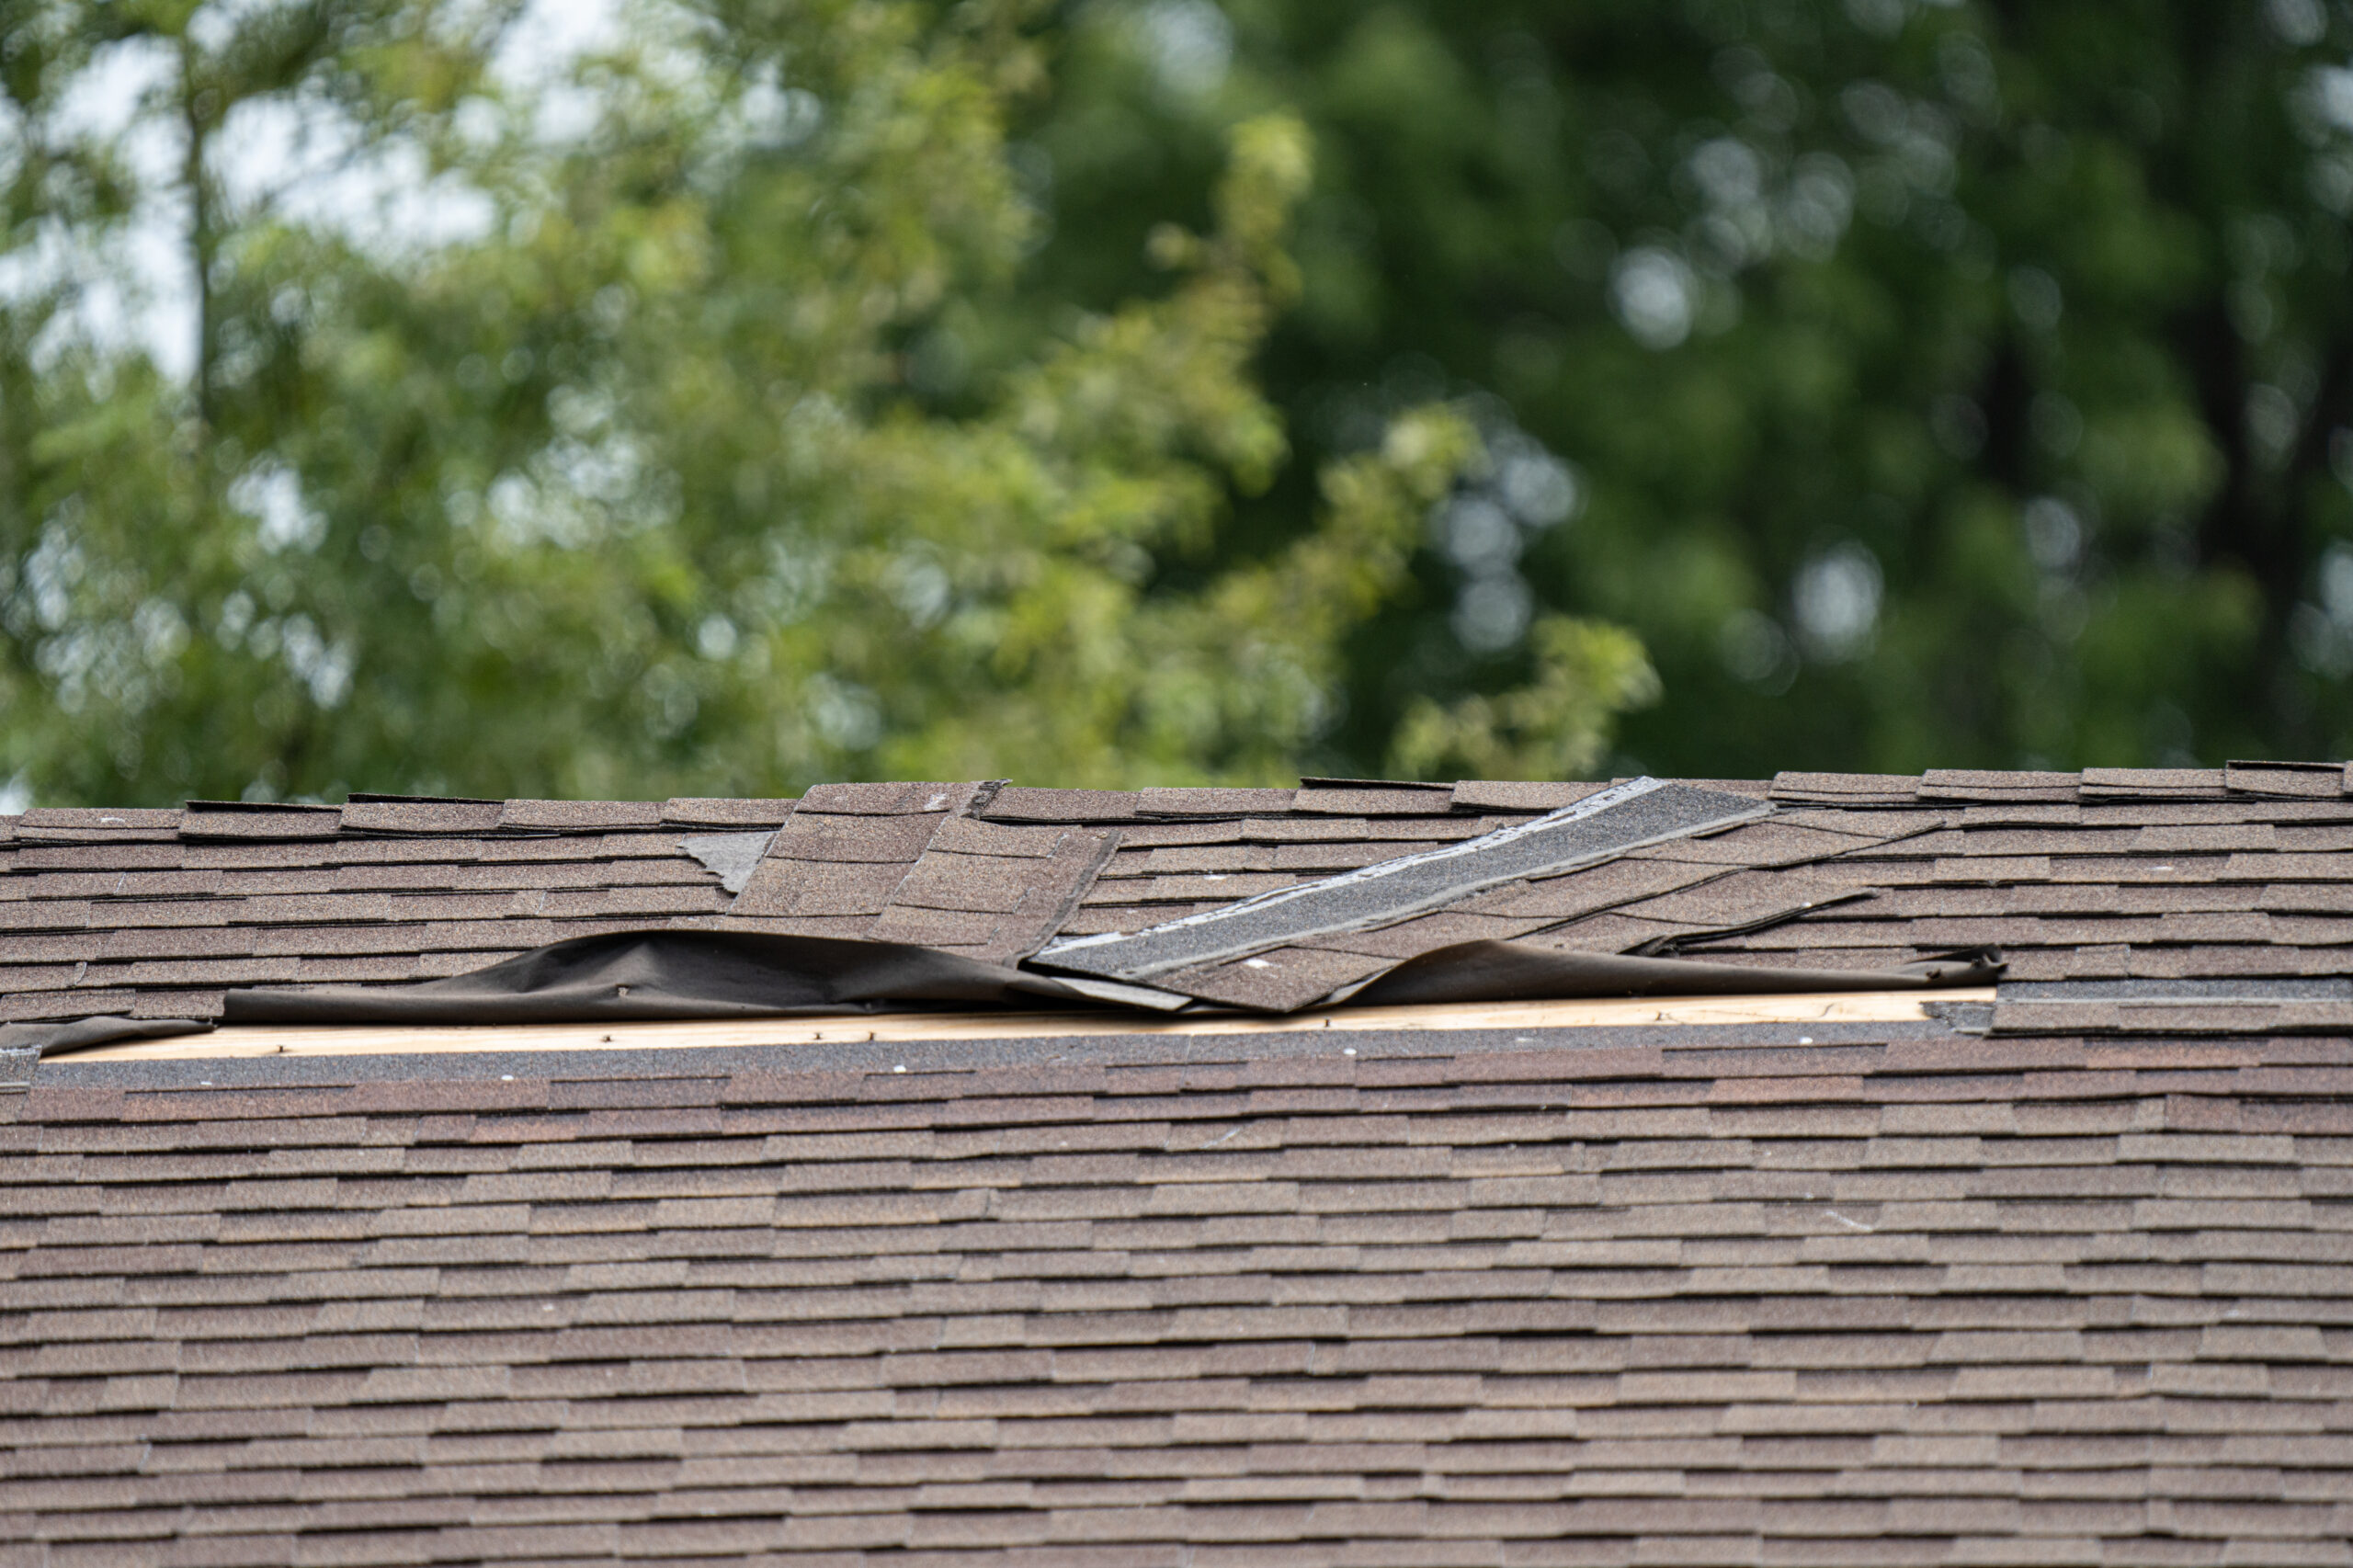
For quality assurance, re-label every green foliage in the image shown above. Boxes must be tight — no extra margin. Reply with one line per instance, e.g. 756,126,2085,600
0,0,1650,802
1021,0,2353,773
15,0,2351,805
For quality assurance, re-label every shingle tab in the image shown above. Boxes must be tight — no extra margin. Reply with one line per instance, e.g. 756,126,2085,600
1292,786,1460,816
497,799,665,830
978,787,1143,823
800,781,979,816
1917,769,2080,802
1137,787,1299,818
338,798,505,835
2223,760,2345,799
660,797,798,827
2079,767,2229,801
1449,779,1612,812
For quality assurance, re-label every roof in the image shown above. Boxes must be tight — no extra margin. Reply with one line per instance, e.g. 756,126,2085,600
5,767,2353,1563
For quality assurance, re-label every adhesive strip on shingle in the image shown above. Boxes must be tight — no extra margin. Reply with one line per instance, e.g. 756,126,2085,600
1032,778,1769,983
681,832,777,894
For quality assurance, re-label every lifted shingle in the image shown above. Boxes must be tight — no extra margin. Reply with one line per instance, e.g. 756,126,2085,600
1037,779,1768,989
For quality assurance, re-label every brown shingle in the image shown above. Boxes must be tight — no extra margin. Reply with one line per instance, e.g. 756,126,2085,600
1292,786,1459,817
661,797,797,826
178,801,345,840
497,799,665,830
1137,788,1299,818
1918,770,2081,801
979,787,1143,823
1449,780,1612,812
733,858,913,917
1155,946,1392,1010
1769,773,1921,804
801,780,979,816
763,812,941,864
2081,767,2230,801
338,799,504,835
17,807,185,840
2223,761,2346,799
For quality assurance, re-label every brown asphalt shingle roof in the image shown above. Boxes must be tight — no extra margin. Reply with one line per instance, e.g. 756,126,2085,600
6,766,2353,1563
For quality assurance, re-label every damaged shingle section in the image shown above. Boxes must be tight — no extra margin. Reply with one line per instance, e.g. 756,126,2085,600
717,782,1110,961
14,762,2353,1028
1037,780,1772,994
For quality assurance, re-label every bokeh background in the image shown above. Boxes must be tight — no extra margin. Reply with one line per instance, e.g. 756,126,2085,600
5,0,2351,803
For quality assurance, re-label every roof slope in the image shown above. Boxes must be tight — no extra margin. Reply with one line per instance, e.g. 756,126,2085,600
8,1017,2351,1565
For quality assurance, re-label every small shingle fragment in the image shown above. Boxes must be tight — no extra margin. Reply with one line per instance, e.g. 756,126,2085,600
2223,760,2346,799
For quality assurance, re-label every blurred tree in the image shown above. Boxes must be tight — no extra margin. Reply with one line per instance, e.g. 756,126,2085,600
0,0,1655,803
1017,0,2353,774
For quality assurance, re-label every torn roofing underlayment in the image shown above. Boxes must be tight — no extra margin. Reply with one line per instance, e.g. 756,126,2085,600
16,763,2353,1050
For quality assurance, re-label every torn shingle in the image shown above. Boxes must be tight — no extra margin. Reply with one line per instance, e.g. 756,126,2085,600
881,822,1119,963
1037,779,1768,984
680,832,777,894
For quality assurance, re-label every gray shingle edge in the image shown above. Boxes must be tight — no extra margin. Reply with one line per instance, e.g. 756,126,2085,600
1033,778,1771,982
